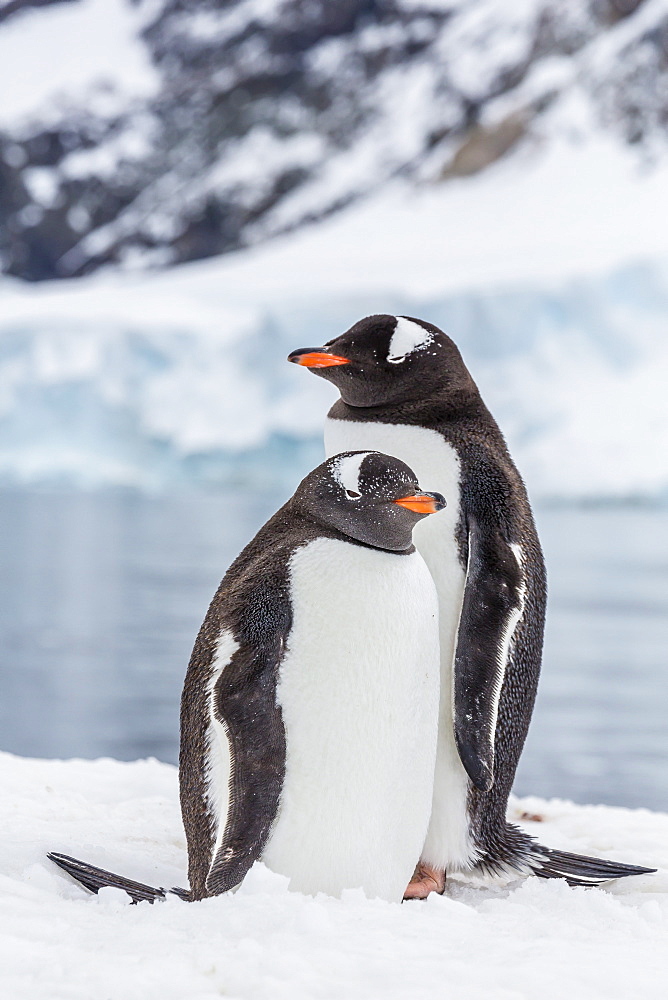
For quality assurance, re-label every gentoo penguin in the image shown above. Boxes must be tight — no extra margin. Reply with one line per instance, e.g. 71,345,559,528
49,451,446,904
288,315,655,889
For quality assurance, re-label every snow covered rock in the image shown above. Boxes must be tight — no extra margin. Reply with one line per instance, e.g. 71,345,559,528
0,751,665,999
2,0,668,280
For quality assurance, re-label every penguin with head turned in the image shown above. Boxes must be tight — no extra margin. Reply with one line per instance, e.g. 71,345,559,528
50,451,447,904
289,315,654,891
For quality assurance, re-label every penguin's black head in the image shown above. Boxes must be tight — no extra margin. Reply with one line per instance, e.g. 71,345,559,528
292,450,445,552
288,314,473,408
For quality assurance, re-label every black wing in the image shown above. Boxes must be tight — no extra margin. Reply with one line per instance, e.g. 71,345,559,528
205,634,288,895
180,576,291,898
453,513,524,792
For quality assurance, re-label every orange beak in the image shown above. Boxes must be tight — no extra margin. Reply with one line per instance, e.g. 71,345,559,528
288,349,350,368
394,492,446,514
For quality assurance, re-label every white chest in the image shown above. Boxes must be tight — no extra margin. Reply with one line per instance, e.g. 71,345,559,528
262,536,440,902
325,417,466,634
324,417,475,870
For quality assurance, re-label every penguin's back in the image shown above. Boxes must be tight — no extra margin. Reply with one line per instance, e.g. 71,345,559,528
261,535,440,902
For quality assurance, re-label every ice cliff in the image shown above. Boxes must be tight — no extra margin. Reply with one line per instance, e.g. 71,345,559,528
2,248,667,499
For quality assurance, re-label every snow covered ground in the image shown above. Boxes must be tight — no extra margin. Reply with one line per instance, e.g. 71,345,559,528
1,751,665,999
206,132,668,298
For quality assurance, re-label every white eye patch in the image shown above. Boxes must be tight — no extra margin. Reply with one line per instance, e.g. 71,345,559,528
332,452,372,496
387,316,433,363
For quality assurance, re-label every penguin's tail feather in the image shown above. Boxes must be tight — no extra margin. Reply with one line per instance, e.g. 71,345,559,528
529,847,656,887
47,852,190,903
476,825,655,887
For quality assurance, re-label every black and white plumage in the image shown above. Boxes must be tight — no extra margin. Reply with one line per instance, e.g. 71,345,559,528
288,315,655,886
50,451,447,904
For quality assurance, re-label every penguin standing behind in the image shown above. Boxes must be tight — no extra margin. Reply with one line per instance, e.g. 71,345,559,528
289,315,654,891
50,451,446,904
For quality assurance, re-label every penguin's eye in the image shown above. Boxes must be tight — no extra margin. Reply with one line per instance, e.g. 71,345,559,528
387,355,406,364
345,489,361,500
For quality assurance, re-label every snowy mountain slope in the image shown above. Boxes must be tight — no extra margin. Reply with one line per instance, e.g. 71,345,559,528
1,0,668,280
1,752,665,1000
1,189,668,501
0,0,158,126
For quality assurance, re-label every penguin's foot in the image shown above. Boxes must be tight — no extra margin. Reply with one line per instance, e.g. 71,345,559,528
403,863,445,900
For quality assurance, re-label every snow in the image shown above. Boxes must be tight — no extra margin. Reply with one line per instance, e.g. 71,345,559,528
0,751,665,999
221,135,668,297
1,0,666,282
202,128,325,202
0,0,159,127
174,0,290,43
59,116,159,182
0,129,668,496
584,0,668,73
439,0,540,100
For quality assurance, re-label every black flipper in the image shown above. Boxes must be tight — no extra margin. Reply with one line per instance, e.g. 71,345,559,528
530,847,656,887
453,515,525,792
204,636,287,896
180,571,291,900
47,852,189,903
473,824,656,888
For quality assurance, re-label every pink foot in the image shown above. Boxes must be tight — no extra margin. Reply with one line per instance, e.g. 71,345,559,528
403,863,445,900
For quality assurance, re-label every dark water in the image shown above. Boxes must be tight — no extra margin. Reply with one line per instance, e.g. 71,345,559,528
0,490,666,810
